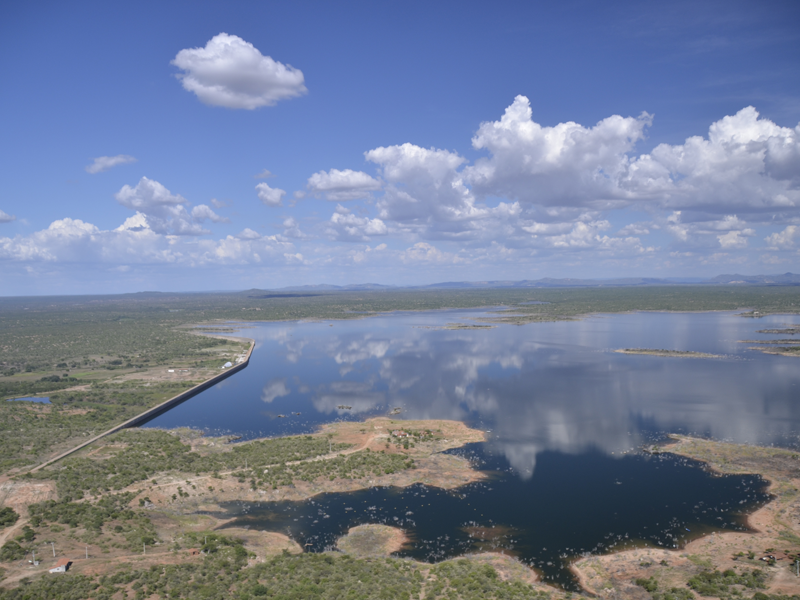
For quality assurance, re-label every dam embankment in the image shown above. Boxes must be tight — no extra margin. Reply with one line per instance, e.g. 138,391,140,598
31,338,254,472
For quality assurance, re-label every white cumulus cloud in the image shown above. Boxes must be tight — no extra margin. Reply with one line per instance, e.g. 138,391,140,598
172,33,307,109
256,182,285,207
366,143,515,239
0,209,16,223
327,205,388,241
717,230,752,249
306,169,381,201
115,177,225,235
624,106,800,214
191,204,229,223
465,95,652,209
85,154,137,174
765,225,798,250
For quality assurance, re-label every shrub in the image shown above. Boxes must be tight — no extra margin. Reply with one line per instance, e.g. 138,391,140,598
0,507,18,528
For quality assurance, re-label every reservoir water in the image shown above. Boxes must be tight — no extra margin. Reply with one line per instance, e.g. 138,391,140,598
142,309,799,587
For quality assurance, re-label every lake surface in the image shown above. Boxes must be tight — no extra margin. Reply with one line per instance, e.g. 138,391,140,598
142,309,800,587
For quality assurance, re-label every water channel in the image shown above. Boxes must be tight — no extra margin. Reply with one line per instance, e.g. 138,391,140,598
142,309,800,588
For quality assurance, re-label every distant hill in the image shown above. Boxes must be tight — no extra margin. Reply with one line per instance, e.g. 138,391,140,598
271,273,800,292
708,273,800,285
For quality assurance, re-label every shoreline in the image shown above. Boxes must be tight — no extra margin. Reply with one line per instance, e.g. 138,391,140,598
8,415,800,597
572,435,800,598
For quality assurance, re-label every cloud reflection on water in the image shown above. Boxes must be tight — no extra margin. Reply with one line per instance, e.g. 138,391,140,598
260,312,800,478
146,312,800,479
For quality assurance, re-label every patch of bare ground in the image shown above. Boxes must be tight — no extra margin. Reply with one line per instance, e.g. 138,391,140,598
122,418,486,509
572,436,800,599
0,480,56,519
0,480,57,555
107,366,214,385
0,499,301,588
337,524,409,557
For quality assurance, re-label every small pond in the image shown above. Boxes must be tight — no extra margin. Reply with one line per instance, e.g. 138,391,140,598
6,396,50,403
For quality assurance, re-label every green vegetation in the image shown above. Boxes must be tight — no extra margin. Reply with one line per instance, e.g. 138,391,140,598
0,376,82,400
36,429,352,499
0,382,200,471
427,559,549,599
249,448,414,489
0,542,25,563
635,569,800,600
652,588,695,600
686,568,766,598
636,576,659,592
635,577,695,600
0,508,18,528
34,429,412,500
0,494,160,564
0,550,549,600
26,492,158,552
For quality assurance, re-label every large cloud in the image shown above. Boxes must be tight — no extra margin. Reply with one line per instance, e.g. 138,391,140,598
305,98,799,258
365,143,520,240
462,98,800,219
465,95,652,209
624,106,800,214
115,177,225,235
85,154,137,174
172,33,307,109
306,169,381,201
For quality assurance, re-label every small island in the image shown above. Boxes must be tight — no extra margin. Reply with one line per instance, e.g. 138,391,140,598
614,348,726,358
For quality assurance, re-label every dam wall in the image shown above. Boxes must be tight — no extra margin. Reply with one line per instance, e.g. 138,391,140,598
31,338,255,472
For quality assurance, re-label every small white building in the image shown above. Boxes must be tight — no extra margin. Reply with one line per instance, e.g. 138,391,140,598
49,558,71,573
222,361,232,369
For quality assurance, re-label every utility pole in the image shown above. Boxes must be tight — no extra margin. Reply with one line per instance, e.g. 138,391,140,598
143,543,146,555
51,542,55,557
85,546,88,559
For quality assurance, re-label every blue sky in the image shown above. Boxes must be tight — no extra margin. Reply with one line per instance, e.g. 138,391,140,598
1,0,799,294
